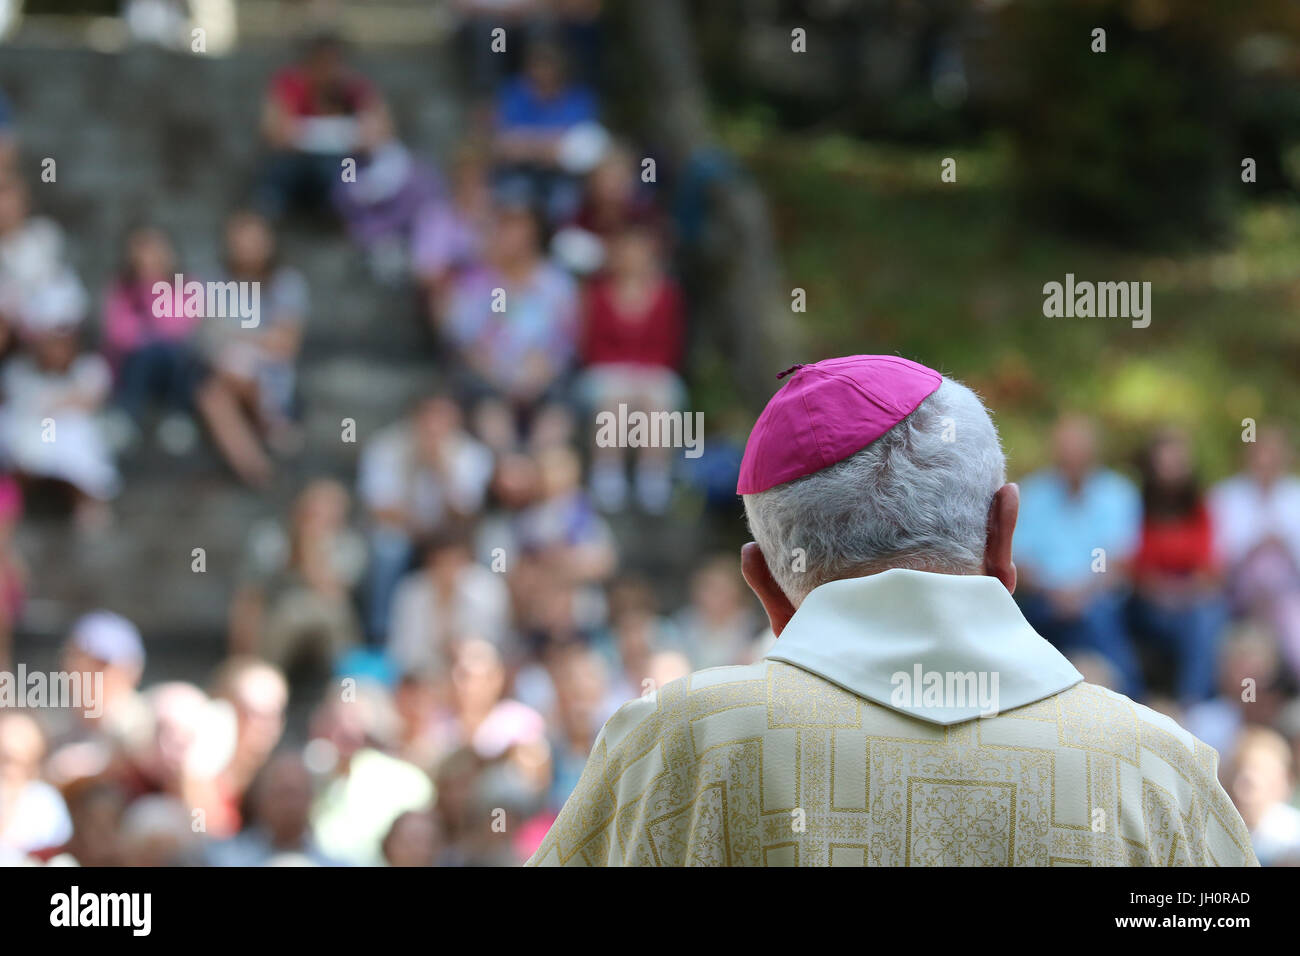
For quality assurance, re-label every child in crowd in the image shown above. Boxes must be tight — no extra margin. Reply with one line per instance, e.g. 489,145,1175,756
2,275,119,528
101,223,203,451
412,148,494,326
196,210,309,486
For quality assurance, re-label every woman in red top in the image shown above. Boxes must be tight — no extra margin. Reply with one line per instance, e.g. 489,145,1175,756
576,223,686,515
1130,428,1228,704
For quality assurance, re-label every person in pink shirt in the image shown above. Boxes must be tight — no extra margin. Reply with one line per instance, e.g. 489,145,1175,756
101,224,203,438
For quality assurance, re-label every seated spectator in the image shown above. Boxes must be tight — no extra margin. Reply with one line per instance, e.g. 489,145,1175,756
45,779,127,867
44,611,150,786
207,751,343,867
1226,727,1300,866
119,682,239,840
427,639,547,772
393,669,443,773
552,142,661,274
388,521,512,675
209,657,289,823
492,41,603,222
101,224,205,451
1014,414,1143,698
0,175,79,325
1210,427,1300,682
543,642,609,811
1183,622,1288,763
514,444,616,586
2,277,120,527
358,394,494,643
1128,428,1227,705
0,712,72,864
413,147,494,324
307,687,434,866
333,137,441,282
257,31,390,221
578,223,685,513
444,201,579,449
381,808,442,867
228,480,367,682
196,210,308,486
579,576,671,702
674,554,764,670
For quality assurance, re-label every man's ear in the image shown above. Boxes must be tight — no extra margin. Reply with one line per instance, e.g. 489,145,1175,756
741,541,797,637
984,482,1019,594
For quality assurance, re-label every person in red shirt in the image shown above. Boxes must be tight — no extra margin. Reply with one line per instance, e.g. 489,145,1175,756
576,223,685,514
1131,427,1228,705
256,31,391,221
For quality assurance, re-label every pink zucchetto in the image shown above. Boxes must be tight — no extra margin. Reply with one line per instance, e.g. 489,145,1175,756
736,355,944,495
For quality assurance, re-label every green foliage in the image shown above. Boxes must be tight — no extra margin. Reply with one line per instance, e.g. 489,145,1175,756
998,1,1236,246
727,125,1299,482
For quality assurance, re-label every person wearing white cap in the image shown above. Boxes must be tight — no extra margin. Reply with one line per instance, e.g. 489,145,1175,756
0,272,120,525
44,611,150,786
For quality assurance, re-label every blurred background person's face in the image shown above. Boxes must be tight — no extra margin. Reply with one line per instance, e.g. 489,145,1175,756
226,668,288,770
413,396,461,459
141,683,210,789
226,213,275,274
294,479,349,535
383,810,440,867
490,207,540,267
490,453,541,510
30,329,79,370
524,47,566,98
1229,735,1294,827
1052,415,1097,484
452,640,506,718
608,228,658,280
1150,431,1193,489
128,227,174,280
254,754,315,846
1247,428,1290,485
0,712,43,793
588,150,635,207
305,41,345,89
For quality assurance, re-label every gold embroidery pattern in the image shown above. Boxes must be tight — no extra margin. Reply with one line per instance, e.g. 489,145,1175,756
526,663,1257,867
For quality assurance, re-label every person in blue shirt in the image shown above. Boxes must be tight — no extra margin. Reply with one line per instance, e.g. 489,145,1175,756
1014,414,1144,698
492,41,600,222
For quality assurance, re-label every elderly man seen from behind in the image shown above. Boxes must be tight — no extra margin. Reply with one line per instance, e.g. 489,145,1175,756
527,354,1255,867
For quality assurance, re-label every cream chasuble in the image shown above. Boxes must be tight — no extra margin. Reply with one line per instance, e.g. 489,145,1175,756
526,569,1257,866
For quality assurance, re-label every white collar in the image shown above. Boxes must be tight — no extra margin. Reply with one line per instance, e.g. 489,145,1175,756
763,569,1082,725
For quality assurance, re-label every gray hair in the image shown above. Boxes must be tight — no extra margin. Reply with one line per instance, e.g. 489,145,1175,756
742,377,1006,605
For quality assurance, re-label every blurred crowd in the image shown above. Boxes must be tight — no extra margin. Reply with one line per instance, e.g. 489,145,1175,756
0,2,1299,868
0,5,763,867
1014,416,1300,866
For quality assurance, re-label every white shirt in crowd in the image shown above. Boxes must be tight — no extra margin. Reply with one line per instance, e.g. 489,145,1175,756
357,423,494,534
387,563,511,673
1210,473,1300,569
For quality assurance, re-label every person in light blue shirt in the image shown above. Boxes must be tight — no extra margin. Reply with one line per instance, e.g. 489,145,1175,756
1014,414,1144,698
